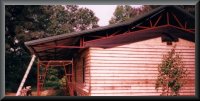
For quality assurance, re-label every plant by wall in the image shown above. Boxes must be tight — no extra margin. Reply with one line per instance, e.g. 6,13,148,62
155,45,189,96
45,67,61,89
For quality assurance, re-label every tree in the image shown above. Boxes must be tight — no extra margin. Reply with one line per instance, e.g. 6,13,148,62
109,5,195,25
155,45,189,96
45,5,99,36
180,5,195,15
5,5,99,92
144,5,195,15
109,5,134,24
5,6,45,91
109,5,152,24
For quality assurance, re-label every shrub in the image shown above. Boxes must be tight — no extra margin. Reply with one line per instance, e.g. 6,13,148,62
155,45,189,96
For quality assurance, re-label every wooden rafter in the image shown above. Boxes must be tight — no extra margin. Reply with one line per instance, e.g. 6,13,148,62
136,26,150,29
168,24,194,33
35,45,84,49
154,14,162,27
79,37,85,47
35,48,55,53
55,41,57,59
86,35,104,38
109,30,122,37
85,25,169,44
171,12,184,28
150,20,153,27
184,22,187,29
167,12,169,25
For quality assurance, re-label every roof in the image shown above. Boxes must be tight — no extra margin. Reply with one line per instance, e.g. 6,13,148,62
25,5,195,61
85,25,194,48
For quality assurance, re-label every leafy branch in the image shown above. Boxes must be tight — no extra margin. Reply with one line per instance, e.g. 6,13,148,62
155,45,189,96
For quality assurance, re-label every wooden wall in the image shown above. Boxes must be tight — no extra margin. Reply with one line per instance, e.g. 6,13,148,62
73,49,90,96
87,37,195,96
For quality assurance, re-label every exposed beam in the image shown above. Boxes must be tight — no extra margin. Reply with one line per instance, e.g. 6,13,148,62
35,45,84,49
86,36,104,38
168,25,194,33
84,25,169,44
39,60,72,63
106,33,108,37
85,30,122,43
80,37,85,47
187,29,195,31
30,47,41,60
153,14,162,27
55,41,57,59
167,12,169,25
38,52,68,57
109,30,122,36
187,29,195,32
82,37,85,46
84,24,194,45
150,20,153,27
34,48,55,53
136,26,150,29
171,12,184,28
185,22,187,29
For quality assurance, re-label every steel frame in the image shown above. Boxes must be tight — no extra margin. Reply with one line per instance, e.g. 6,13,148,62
37,60,74,96
83,11,194,45
33,11,194,52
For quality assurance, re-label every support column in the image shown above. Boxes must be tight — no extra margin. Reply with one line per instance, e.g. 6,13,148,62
16,55,36,96
71,59,74,96
37,61,40,96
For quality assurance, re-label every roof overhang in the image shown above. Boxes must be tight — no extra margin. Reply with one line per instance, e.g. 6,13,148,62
84,25,194,48
24,5,195,61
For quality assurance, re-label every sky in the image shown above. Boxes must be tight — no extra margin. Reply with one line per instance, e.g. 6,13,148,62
79,5,142,26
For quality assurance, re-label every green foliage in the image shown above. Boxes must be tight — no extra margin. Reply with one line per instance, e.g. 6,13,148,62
45,67,61,89
45,5,99,35
109,5,133,24
155,45,189,96
109,5,152,24
5,5,99,92
109,5,195,25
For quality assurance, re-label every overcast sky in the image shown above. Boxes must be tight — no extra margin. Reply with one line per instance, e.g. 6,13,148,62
79,5,142,26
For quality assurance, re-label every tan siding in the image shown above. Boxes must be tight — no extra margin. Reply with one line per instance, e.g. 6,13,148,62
89,37,195,96
74,49,90,96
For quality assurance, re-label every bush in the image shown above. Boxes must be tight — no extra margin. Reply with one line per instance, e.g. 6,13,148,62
155,45,189,96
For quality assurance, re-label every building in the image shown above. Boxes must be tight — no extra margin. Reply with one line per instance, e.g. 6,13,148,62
25,5,195,96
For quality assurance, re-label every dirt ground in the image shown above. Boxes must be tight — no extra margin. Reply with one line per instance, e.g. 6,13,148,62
5,89,59,96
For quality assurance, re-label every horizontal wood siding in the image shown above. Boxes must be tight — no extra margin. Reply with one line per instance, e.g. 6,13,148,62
74,49,90,96
89,37,195,96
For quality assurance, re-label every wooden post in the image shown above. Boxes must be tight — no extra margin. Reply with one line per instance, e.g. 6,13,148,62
63,65,68,95
37,61,40,96
71,59,74,96
16,55,36,96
